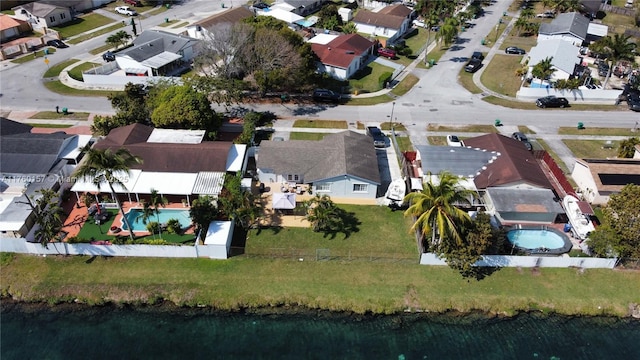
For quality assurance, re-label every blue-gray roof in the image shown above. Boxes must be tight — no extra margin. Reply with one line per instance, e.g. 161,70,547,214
539,12,589,40
528,39,581,75
119,30,198,62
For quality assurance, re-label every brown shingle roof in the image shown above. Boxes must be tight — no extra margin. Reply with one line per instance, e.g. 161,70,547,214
377,4,413,18
192,6,254,28
311,34,374,69
463,133,552,189
352,6,408,30
94,124,231,173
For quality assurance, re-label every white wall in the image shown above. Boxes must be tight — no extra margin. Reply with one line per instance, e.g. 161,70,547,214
81,74,180,89
116,56,153,76
516,87,621,102
538,34,583,46
420,253,617,268
571,161,609,205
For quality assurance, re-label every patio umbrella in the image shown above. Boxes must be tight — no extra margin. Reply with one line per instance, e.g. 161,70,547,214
272,193,296,210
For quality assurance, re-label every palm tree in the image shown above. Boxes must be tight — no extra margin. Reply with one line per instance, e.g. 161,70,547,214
552,0,582,13
137,199,157,239
341,22,357,34
592,34,637,89
403,172,475,252
436,17,459,47
74,147,142,242
24,189,65,249
520,8,535,20
303,194,341,232
514,16,529,36
531,56,555,82
148,188,168,238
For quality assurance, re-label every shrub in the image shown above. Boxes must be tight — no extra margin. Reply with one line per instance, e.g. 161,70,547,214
166,218,182,234
146,221,160,234
379,72,393,88
67,236,90,243
399,47,413,56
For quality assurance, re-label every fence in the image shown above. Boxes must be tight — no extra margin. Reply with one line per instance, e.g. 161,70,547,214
540,151,575,196
600,4,635,17
233,247,418,263
420,253,617,268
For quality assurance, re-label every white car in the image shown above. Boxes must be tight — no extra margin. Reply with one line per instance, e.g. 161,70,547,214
536,11,554,18
446,135,464,147
115,6,137,16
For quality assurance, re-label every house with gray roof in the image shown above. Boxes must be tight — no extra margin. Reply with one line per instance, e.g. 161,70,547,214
352,4,413,44
538,12,590,46
527,39,582,81
114,30,199,77
256,131,381,200
276,0,327,16
12,0,112,30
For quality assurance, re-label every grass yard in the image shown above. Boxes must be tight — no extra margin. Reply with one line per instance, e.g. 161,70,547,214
68,62,101,81
158,19,179,27
395,136,413,152
518,126,535,134
558,127,639,136
390,74,419,97
27,123,73,128
11,48,56,64
29,111,90,120
293,120,348,129
563,139,621,159
380,122,407,131
43,80,119,97
44,59,80,77
427,136,446,146
481,54,525,97
536,139,570,173
427,124,498,133
601,12,637,35
52,13,114,39
147,6,169,16
424,45,449,67
247,204,417,258
89,43,116,55
482,17,513,48
458,70,483,94
289,132,326,140
346,94,394,105
67,23,126,45
349,62,395,94
172,21,189,28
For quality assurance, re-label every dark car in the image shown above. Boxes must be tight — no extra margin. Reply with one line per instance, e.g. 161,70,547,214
536,96,569,108
46,39,68,48
102,51,116,62
464,58,482,73
511,132,533,151
471,51,484,61
312,89,341,103
628,93,640,112
366,126,386,148
377,47,397,59
597,61,610,76
252,2,270,9
505,46,525,55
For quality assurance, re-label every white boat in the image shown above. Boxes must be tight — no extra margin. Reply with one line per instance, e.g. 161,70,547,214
386,178,406,203
563,195,595,240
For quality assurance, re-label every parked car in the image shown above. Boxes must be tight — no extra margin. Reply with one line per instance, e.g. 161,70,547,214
471,51,484,61
312,89,341,103
597,61,610,76
628,93,640,112
46,39,68,48
103,51,116,62
366,126,386,148
446,135,464,147
377,47,397,59
511,132,533,151
536,96,569,108
124,0,141,6
464,58,482,73
536,11,555,18
505,46,525,55
252,2,270,9
115,6,137,16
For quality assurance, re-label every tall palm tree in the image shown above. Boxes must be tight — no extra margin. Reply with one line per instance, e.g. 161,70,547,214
592,34,637,89
552,0,582,13
436,17,459,47
148,188,168,238
303,194,341,232
74,147,142,242
531,56,556,81
24,189,65,248
403,172,475,252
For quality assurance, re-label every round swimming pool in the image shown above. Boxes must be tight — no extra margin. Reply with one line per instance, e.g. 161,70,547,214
507,228,567,250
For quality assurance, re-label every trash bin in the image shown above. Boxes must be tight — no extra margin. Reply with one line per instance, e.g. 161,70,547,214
564,224,572,233
429,59,435,67
577,122,585,129
165,18,169,23
481,39,486,45
62,107,68,115
495,119,502,126
461,26,465,32
165,4,171,8
44,48,49,55
503,11,507,16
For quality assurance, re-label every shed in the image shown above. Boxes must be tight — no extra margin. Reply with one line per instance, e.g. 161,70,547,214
203,220,234,259
338,7,353,22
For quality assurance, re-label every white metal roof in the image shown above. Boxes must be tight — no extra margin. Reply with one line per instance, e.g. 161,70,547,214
258,8,304,24
204,220,233,245
587,23,608,37
308,33,339,44
226,144,246,172
70,169,142,193
60,135,92,161
147,129,205,144
131,172,197,195
141,51,182,69
192,171,225,195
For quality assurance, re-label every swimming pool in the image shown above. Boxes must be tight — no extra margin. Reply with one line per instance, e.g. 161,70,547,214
122,208,192,232
507,226,572,255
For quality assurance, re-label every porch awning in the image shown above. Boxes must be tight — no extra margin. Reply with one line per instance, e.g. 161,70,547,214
141,51,182,69
70,170,142,193
272,192,296,209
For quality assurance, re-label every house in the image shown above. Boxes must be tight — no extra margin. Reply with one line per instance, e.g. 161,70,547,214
571,158,640,205
309,33,374,80
185,6,254,40
257,7,304,28
538,12,590,46
0,118,92,238
11,0,113,31
0,14,32,42
482,187,565,224
527,39,582,82
113,30,199,77
256,131,381,200
352,4,413,44
273,0,326,17
71,124,248,204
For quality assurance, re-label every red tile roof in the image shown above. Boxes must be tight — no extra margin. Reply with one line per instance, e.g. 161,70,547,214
463,133,552,189
0,14,21,31
311,34,374,69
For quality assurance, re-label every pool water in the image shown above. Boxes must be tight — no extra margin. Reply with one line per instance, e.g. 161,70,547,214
122,208,192,231
507,229,565,250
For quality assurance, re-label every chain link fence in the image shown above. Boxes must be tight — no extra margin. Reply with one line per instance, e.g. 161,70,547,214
230,247,418,263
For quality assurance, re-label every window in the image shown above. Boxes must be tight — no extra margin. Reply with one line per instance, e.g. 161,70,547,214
60,13,66,20
316,183,331,192
353,184,368,192
49,16,55,22
287,174,299,182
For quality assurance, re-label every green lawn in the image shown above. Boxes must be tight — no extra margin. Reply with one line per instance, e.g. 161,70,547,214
563,140,620,159
11,48,56,64
293,120,348,129
482,16,513,47
289,132,326,140
349,62,395,94
458,70,483,94
67,23,126,45
480,54,524,97
29,111,90,120
26,123,73,128
44,59,81,78
158,19,179,27
43,80,119,97
601,12,637,35
390,74,419,97
171,21,189,28
68,62,101,81
380,122,407,131
518,126,535,134
427,124,498,133
345,94,394,106
536,139,570,174
89,43,116,55
396,136,413,152
427,136,446,146
52,13,114,39
558,127,639,136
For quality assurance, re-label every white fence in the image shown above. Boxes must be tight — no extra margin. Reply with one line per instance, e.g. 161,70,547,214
516,87,621,103
420,253,617,268
0,238,228,259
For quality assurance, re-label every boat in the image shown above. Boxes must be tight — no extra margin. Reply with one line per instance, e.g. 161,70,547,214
385,178,406,204
562,195,595,240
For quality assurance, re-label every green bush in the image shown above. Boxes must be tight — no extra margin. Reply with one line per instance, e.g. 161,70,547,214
67,236,90,243
399,47,413,56
146,221,160,234
166,218,182,234
379,72,392,88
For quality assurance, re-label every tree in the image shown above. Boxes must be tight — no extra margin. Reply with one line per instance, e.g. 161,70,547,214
403,172,475,252
303,195,342,232
600,184,640,258
591,34,637,89
149,85,221,134
520,8,535,20
74,148,143,242
317,5,341,31
585,226,621,258
194,22,253,79
617,137,640,158
342,22,358,34
137,199,157,238
90,83,149,135
514,16,529,36
531,57,555,81
218,172,260,230
554,78,581,92
551,0,582,13
148,189,168,238
436,17,459,47
189,195,219,243
22,189,65,248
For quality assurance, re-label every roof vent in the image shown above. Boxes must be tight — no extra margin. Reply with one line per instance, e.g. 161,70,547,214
328,47,331,50
346,51,354,54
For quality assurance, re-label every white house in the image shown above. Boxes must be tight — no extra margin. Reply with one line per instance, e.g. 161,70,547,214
351,4,413,44
571,158,640,205
309,33,374,80
185,7,254,40
12,0,113,31
527,39,582,82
